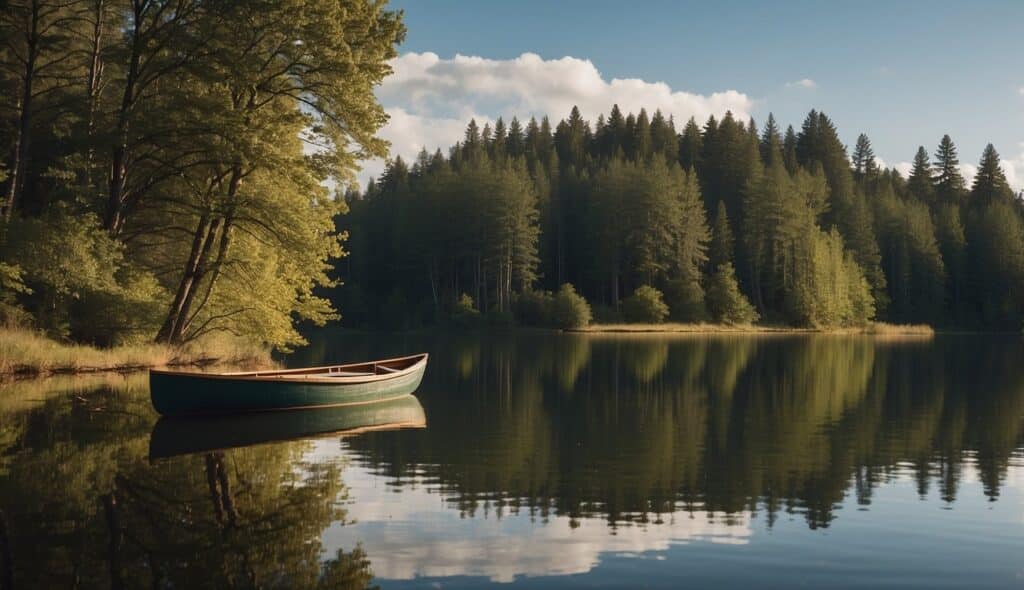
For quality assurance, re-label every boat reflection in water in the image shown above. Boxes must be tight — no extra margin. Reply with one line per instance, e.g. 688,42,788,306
149,394,426,459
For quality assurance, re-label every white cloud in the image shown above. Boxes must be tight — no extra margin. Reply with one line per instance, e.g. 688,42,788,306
785,78,817,89
319,441,752,583
1018,86,1024,97
1002,148,1024,192
891,158,1024,192
358,52,753,187
894,161,914,179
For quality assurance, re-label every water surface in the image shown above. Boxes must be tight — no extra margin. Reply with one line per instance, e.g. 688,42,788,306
2,333,1023,588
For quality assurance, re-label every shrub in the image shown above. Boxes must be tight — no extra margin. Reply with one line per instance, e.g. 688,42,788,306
449,293,481,328
621,285,669,324
706,263,759,325
551,283,591,329
664,277,708,322
513,289,554,327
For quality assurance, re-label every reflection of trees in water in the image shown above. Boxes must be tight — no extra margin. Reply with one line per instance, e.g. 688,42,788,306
0,382,373,589
347,334,1024,530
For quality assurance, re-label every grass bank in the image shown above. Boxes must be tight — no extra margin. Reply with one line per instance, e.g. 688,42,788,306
0,328,273,377
571,321,935,336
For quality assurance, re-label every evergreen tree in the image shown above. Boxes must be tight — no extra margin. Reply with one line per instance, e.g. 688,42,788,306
970,144,1013,205
707,262,758,325
933,135,966,204
852,133,879,184
760,114,783,168
709,201,734,273
678,117,703,172
782,125,799,175
907,146,935,203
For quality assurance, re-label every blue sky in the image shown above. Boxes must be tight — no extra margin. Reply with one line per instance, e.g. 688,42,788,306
365,0,1024,188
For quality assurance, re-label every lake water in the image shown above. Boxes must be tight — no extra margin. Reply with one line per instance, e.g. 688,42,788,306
1,332,1023,588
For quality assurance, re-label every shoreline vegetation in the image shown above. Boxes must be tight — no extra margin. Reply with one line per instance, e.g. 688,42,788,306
571,321,935,336
0,328,272,378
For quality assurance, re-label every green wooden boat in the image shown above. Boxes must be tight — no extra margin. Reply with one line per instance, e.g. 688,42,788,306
149,393,426,459
149,353,428,417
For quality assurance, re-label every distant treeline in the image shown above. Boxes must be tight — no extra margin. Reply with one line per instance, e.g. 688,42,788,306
0,0,404,348
337,106,1024,329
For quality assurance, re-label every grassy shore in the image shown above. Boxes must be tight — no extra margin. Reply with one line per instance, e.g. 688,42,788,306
571,321,935,336
0,328,273,377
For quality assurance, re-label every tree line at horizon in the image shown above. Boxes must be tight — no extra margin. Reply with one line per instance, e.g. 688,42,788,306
338,105,1024,330
0,0,404,349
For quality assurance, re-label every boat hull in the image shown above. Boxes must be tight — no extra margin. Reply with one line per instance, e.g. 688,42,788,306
150,359,426,417
149,394,426,459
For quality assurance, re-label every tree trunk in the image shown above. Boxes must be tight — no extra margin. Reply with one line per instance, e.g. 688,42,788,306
178,214,232,338
104,3,142,235
83,0,105,188
156,213,213,343
167,217,221,342
2,2,40,220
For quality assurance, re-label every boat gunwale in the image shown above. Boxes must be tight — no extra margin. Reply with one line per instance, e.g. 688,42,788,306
149,353,428,384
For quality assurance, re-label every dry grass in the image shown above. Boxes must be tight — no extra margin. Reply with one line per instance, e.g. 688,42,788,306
572,322,801,334
0,328,272,377
859,322,935,336
572,321,935,337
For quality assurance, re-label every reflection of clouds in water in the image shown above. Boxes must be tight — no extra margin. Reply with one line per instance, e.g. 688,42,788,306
311,441,751,583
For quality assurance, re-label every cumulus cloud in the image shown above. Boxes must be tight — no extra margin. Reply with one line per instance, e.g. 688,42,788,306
320,445,752,583
1001,146,1024,191
785,78,817,89
357,52,753,187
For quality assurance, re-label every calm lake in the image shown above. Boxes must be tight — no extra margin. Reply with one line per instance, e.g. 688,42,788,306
2,332,1023,588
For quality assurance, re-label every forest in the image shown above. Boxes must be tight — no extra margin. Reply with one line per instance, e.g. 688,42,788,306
339,106,1024,331
3,2,1024,352
0,0,404,350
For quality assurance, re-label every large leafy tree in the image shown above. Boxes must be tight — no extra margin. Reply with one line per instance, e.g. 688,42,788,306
0,0,405,348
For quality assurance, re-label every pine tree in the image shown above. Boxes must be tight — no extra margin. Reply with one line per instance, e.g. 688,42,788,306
709,201,734,273
852,133,879,183
507,117,524,157
707,262,758,325
970,144,1013,205
933,134,966,204
782,125,799,175
760,114,783,168
678,117,703,171
907,146,934,203
649,110,678,163
632,108,652,160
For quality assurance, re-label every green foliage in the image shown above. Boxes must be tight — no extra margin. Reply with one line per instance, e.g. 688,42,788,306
790,228,875,328
708,201,734,273
0,261,30,326
706,262,758,325
1,208,165,341
551,283,592,329
621,286,670,324
449,293,482,328
966,200,1024,326
513,289,555,327
664,277,707,322
0,0,404,349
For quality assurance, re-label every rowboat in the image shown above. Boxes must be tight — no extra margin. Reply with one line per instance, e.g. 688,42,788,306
150,353,428,417
149,393,426,459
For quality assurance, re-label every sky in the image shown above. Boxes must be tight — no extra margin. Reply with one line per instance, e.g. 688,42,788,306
361,0,1024,190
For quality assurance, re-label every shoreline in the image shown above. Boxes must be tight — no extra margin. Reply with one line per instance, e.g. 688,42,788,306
567,321,936,336
0,328,273,380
